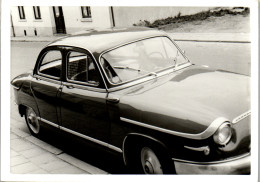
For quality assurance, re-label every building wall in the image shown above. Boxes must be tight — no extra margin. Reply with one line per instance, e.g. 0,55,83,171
62,6,112,34
11,6,54,36
11,6,212,37
113,7,212,27
11,6,112,37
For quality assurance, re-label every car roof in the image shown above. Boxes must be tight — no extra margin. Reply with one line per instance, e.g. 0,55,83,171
47,27,168,54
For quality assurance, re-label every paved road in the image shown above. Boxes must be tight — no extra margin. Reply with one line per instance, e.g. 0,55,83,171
10,40,251,174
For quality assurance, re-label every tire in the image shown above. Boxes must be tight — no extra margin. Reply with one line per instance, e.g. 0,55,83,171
25,107,41,137
139,144,175,174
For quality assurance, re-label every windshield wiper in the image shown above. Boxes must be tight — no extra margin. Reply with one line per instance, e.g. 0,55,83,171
113,66,158,77
113,65,143,72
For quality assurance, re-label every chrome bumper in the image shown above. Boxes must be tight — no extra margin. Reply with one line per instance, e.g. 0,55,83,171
174,154,250,174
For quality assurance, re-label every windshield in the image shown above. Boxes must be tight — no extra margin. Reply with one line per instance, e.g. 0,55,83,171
101,36,189,84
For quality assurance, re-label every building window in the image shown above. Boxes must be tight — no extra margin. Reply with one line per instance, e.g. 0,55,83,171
33,6,41,19
18,6,25,19
81,6,91,18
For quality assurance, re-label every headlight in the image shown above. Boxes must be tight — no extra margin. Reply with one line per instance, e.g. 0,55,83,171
213,122,232,146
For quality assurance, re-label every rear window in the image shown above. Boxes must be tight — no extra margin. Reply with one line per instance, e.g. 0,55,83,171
38,50,62,79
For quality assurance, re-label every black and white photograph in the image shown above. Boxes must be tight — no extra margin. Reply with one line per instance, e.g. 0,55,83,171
1,0,259,181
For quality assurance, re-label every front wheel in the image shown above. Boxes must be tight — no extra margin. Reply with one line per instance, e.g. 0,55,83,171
141,147,163,174
139,144,175,174
25,107,41,136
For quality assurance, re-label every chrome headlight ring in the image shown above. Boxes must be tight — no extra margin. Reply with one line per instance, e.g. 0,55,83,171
213,122,232,146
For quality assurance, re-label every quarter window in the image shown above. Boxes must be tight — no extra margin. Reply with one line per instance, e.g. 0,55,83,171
81,6,91,18
33,6,41,19
39,50,62,78
18,6,26,20
67,51,99,85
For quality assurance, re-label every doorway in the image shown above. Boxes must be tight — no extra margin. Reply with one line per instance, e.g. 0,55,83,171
53,6,66,34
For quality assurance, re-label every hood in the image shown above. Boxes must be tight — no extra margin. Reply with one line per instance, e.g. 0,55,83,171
119,65,250,135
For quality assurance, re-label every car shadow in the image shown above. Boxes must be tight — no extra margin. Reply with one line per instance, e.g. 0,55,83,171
38,127,129,174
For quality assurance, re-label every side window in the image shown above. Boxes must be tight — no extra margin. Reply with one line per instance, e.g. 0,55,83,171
38,50,62,79
67,51,99,86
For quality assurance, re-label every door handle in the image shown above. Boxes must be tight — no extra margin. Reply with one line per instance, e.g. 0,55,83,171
66,85,74,89
106,97,120,103
35,76,41,81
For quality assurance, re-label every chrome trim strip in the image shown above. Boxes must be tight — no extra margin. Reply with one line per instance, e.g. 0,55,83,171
184,145,209,152
38,117,59,128
59,126,122,153
108,63,192,92
122,136,127,165
120,117,229,140
12,85,20,90
232,110,251,124
38,117,122,153
98,35,191,87
37,72,60,81
34,75,61,84
62,82,107,93
172,153,250,165
108,145,123,153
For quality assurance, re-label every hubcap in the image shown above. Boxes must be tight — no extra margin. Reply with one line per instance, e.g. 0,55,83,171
26,108,40,134
141,147,163,174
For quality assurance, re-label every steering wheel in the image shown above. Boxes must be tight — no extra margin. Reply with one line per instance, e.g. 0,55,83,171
148,52,164,58
71,71,87,81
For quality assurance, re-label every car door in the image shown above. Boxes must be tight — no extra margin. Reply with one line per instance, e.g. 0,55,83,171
31,47,63,126
59,48,110,143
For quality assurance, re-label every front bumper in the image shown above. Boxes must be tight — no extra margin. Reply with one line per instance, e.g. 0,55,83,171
174,153,250,174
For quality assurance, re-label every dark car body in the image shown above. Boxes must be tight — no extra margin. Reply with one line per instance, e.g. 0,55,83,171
11,27,250,174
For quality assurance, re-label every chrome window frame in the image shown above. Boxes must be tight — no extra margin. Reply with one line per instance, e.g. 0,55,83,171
65,50,101,87
98,35,191,87
63,46,108,91
36,50,62,81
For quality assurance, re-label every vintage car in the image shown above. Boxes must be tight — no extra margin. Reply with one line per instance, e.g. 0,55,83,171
11,27,250,174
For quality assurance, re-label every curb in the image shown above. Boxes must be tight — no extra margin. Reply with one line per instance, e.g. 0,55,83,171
11,37,251,44
173,39,251,43
11,40,51,42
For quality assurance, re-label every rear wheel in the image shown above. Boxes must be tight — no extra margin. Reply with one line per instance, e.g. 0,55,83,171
25,107,41,136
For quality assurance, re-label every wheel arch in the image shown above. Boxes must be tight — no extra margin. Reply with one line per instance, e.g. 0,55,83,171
18,104,27,117
18,103,40,118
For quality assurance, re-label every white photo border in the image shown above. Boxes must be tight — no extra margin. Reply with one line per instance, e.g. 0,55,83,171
2,0,258,181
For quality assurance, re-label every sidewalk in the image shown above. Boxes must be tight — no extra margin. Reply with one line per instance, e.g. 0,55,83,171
11,32,250,43
10,123,109,174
